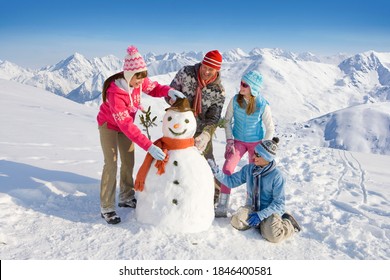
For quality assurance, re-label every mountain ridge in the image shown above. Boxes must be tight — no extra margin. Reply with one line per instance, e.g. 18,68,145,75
1,49,390,138
2,48,388,103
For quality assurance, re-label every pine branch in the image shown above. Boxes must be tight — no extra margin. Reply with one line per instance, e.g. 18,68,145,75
139,106,158,140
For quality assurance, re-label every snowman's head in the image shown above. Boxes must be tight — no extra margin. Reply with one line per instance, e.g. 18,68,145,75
162,110,196,139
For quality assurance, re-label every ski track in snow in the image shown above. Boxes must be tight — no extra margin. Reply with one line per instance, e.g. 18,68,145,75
278,142,389,260
337,150,367,204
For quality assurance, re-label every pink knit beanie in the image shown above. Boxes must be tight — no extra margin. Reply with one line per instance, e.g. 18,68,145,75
123,46,147,83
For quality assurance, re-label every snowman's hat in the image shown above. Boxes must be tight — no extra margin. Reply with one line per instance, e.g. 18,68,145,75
166,98,194,112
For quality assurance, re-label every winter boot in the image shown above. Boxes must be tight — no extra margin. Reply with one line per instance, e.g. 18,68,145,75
215,193,230,218
282,212,301,232
118,197,137,208
101,211,121,224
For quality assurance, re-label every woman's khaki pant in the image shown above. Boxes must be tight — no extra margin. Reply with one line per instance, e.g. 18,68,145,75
99,123,135,214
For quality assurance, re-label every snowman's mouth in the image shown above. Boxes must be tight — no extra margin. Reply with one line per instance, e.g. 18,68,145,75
169,128,187,136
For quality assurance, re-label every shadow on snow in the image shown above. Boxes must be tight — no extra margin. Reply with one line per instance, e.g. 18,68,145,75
0,160,100,223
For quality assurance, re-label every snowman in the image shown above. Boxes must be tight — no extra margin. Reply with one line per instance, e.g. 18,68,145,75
134,98,214,233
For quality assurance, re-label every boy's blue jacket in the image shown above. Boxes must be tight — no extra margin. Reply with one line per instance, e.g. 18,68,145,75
215,161,285,221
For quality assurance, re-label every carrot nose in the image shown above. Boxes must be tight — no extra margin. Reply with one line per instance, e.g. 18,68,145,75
173,123,180,129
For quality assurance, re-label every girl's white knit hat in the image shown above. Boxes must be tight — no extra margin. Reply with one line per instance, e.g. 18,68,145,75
123,46,147,83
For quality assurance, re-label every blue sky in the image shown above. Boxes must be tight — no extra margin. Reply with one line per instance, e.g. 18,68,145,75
1,0,389,68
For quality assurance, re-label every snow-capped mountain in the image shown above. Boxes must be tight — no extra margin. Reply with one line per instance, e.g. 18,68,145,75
26,53,96,96
1,49,390,153
2,48,389,108
67,71,108,103
0,53,122,101
222,48,249,62
295,52,322,62
338,51,390,101
145,51,202,77
0,60,33,80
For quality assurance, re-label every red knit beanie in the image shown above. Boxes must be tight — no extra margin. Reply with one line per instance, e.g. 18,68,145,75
202,50,222,70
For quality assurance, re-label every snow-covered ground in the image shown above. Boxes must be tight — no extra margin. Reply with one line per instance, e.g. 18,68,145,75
1,79,389,279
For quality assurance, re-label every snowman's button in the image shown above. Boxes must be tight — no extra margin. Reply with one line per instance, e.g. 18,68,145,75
173,161,178,166
173,180,179,185
172,199,178,205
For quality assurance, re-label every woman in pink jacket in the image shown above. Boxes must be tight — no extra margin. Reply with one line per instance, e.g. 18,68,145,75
97,46,184,224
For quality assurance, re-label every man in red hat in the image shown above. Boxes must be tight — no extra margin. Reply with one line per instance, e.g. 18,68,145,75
167,50,225,204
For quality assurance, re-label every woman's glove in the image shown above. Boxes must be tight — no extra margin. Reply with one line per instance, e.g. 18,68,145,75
247,212,261,227
147,144,166,160
168,89,186,102
195,131,211,153
224,139,235,159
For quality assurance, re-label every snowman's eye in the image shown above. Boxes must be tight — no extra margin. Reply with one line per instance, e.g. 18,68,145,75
168,116,172,121
185,119,189,123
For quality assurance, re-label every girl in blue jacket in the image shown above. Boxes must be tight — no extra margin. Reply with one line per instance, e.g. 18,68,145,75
209,137,301,243
216,70,275,217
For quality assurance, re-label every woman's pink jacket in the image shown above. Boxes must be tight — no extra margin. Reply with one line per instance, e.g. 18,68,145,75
97,77,170,151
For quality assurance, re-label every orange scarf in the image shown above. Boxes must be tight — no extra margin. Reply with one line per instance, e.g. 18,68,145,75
193,71,217,116
134,137,195,191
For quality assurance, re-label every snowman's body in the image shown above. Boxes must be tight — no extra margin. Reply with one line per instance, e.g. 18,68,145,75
135,101,214,233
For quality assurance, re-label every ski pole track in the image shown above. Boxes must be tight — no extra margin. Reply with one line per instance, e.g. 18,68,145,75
278,144,390,259
336,150,367,205
348,152,368,204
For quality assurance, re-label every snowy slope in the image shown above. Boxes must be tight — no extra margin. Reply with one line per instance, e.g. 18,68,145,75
0,79,389,262
296,102,390,155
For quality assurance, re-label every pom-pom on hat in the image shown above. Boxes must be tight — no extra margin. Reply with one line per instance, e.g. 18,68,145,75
255,137,279,162
202,50,223,71
123,45,147,84
242,70,263,97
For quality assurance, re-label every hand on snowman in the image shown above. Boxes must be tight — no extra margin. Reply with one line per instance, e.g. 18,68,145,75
195,131,210,153
207,159,220,175
168,89,185,103
148,144,166,160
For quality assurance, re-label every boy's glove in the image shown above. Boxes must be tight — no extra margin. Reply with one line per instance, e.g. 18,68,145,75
247,212,261,227
195,131,210,153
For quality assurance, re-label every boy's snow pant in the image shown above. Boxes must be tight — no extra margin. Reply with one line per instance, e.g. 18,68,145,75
260,213,295,243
